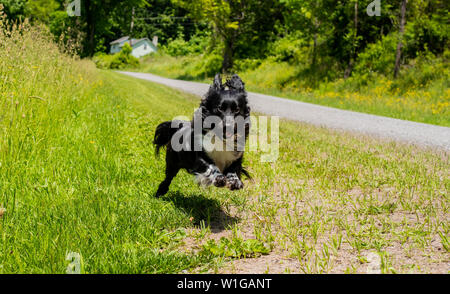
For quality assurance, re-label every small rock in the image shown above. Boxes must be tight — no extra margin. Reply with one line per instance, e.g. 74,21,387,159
366,252,381,274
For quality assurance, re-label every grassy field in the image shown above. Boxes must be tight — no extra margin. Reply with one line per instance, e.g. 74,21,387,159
138,54,450,127
1,21,449,273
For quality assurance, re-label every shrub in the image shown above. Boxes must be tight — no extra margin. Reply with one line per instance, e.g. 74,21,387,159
353,33,397,76
163,33,210,57
93,42,139,69
164,38,191,57
233,58,262,72
269,35,308,63
193,53,223,77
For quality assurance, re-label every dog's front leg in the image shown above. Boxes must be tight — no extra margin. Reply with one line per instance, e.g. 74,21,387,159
223,160,244,190
192,158,226,187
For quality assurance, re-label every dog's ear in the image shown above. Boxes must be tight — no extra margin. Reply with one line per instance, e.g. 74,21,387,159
201,74,222,110
212,73,223,92
226,74,245,92
244,105,251,116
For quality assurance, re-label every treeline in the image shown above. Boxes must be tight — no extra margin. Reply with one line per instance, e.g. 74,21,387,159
1,0,448,80
0,0,199,56
168,0,448,80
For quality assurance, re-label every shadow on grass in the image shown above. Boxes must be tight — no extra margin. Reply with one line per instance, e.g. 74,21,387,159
175,74,203,82
163,191,239,233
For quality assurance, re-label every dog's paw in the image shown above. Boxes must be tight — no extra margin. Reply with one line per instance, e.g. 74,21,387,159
213,174,226,187
225,173,244,190
196,165,222,187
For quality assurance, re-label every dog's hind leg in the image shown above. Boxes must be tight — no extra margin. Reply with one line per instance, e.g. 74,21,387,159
155,155,180,197
156,166,179,197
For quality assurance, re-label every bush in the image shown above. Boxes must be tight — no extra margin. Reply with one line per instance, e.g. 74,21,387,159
93,42,139,69
353,33,397,76
233,58,262,72
164,38,191,57
163,33,210,57
269,35,308,63
192,53,223,77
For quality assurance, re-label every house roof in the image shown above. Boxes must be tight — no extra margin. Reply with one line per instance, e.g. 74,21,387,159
110,36,130,45
110,36,158,53
110,36,155,46
133,38,158,51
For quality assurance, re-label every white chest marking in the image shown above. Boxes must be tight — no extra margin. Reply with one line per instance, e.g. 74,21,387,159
206,149,242,172
203,132,243,172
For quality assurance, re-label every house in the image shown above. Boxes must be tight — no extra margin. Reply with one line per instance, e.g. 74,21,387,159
109,36,158,58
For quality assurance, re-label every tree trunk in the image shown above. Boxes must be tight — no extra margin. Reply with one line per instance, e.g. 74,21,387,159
394,0,407,79
84,0,95,57
312,31,317,66
345,1,358,79
222,37,234,74
311,15,319,66
130,7,135,37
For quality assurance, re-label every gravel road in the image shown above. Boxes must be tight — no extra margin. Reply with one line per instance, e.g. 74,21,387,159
118,71,450,151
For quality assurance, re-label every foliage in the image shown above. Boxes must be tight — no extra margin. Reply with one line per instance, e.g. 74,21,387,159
127,0,203,46
201,237,270,258
0,0,27,20
0,0,447,77
353,33,398,76
174,0,283,72
93,42,140,69
269,34,309,63
191,52,223,77
163,32,210,57
26,0,59,23
164,37,191,57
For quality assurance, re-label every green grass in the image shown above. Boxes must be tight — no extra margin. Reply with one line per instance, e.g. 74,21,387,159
137,53,450,127
0,69,220,273
0,20,234,273
1,21,448,273
2,69,448,273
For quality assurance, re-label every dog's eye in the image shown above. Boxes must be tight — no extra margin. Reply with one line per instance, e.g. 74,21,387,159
234,107,240,113
218,104,227,112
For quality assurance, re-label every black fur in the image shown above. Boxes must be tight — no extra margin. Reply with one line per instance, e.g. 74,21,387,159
153,74,251,197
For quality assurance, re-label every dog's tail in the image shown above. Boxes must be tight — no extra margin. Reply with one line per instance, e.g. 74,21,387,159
153,121,179,156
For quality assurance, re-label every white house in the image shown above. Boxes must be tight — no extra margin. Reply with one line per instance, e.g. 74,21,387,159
109,36,158,58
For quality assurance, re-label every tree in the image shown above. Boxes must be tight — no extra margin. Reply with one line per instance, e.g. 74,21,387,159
394,0,407,78
281,0,329,66
26,0,59,23
0,0,28,20
173,0,246,73
80,0,147,57
344,0,359,79
119,0,200,46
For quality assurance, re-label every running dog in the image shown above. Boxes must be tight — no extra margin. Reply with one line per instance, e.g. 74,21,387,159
153,74,251,197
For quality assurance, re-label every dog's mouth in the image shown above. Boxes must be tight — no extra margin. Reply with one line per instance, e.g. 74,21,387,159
224,130,234,138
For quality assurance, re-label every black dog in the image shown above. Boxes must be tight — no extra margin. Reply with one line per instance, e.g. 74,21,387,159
153,74,251,197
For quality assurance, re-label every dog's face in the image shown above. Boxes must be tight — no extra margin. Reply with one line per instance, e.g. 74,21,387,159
200,74,250,139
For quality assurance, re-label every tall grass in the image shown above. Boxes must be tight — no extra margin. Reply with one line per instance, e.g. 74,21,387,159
0,10,95,210
0,11,96,207
0,11,216,273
